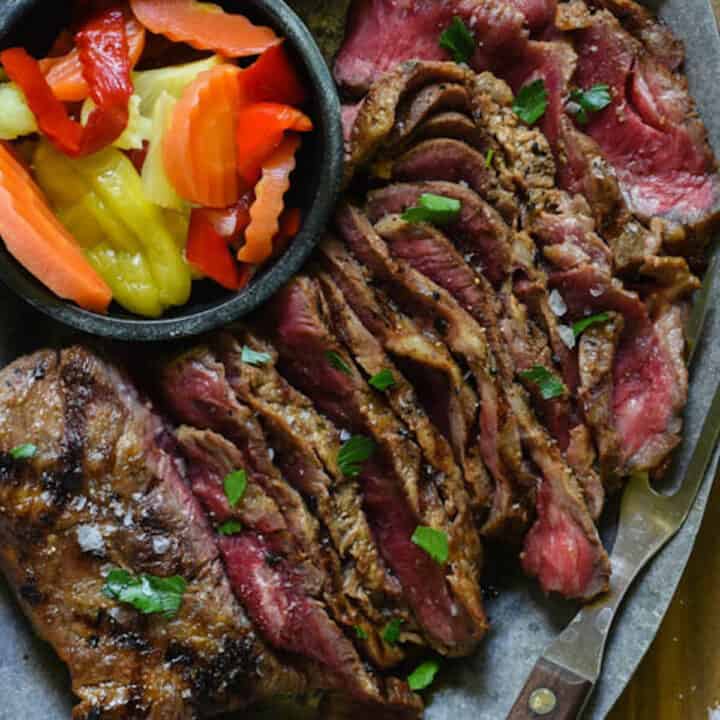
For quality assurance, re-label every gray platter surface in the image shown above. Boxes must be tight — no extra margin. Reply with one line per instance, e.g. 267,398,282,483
0,1,719,718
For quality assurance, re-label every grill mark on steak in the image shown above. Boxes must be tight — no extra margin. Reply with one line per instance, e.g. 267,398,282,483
336,204,530,538
315,269,488,636
318,237,493,517
0,348,308,718
266,275,486,656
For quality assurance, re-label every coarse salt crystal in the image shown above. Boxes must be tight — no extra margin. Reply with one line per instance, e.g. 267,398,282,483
549,289,567,317
558,325,576,349
76,524,105,555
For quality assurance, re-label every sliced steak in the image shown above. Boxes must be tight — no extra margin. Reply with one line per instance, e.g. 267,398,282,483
391,139,520,227
334,0,531,96
175,426,380,699
0,348,307,719
367,181,513,288
268,276,487,656
318,237,493,516
315,269,487,629
214,329,411,668
336,204,531,537
578,312,625,485
571,8,720,236
369,214,610,597
159,348,320,557
528,191,614,273
550,265,689,473
586,0,685,70
346,61,474,179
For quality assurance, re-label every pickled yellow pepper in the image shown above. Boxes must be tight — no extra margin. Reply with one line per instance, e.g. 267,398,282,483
33,141,191,317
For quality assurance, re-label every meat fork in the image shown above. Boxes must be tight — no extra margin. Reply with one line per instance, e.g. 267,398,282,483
507,257,720,720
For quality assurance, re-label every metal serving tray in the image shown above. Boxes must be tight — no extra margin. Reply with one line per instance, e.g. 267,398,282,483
0,1,719,717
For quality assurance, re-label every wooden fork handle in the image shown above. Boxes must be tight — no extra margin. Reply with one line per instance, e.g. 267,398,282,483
506,658,594,720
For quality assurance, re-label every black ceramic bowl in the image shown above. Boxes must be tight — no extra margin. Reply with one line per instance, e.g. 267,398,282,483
0,0,343,341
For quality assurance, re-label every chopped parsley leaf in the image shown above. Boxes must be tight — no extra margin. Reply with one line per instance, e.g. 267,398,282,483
354,625,369,640
408,659,441,691
485,148,495,168
383,618,404,645
326,350,352,375
10,443,37,460
241,346,272,367
218,520,243,536
513,79,548,125
224,470,248,508
369,369,396,392
572,312,611,338
519,365,566,400
439,17,476,65
103,569,187,618
401,193,462,226
568,84,612,124
411,526,449,565
338,435,375,478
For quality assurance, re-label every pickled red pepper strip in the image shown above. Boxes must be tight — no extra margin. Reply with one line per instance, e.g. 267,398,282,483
187,208,246,290
0,8,132,157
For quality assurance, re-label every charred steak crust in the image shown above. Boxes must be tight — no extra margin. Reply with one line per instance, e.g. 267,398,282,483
0,348,306,719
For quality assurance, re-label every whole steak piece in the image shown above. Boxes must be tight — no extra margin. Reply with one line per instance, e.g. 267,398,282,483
0,347,306,719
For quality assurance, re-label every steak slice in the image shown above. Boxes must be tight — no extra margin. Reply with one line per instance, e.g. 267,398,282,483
0,348,306,719
267,275,487,655
214,329,411,668
345,61,474,180
315,269,487,628
336,204,531,537
318,237,492,516
578,312,625,486
550,265,689,473
391,138,519,226
367,181,514,288
571,8,720,236
334,0,531,96
174,426,383,699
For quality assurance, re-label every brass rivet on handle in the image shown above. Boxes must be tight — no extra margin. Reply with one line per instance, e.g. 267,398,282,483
528,687,557,715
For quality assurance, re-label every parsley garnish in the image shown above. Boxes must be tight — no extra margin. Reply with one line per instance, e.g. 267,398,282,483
485,148,495,168
401,193,462,226
241,346,272,367
411,526,449,565
513,79,548,125
224,470,248,508
354,625,369,640
103,569,187,618
383,618,404,645
337,435,375,478
369,369,396,392
567,84,612,124
439,17,476,64
218,520,243,536
326,350,352,374
572,312,611,338
408,659,441,691
10,443,37,460
519,366,566,400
